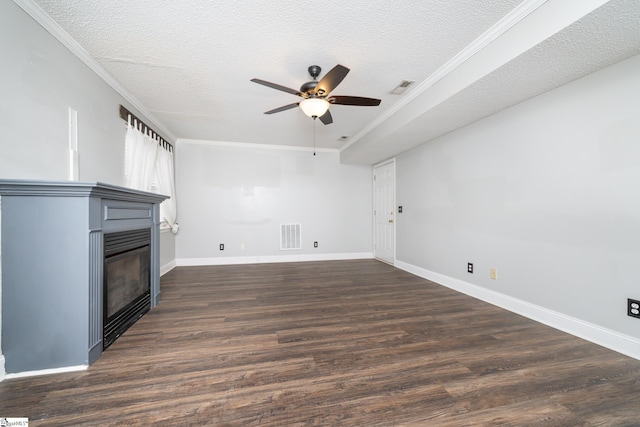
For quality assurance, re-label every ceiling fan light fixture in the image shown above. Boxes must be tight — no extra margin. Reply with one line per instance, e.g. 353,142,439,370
299,98,330,118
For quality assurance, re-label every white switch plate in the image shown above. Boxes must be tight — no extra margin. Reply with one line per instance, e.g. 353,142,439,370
68,107,79,181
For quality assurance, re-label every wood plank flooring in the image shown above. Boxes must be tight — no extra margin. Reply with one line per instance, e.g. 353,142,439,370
1,259,640,426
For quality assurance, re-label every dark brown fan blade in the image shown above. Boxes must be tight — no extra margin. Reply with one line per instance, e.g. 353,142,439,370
329,96,381,106
318,110,333,125
251,78,303,96
264,103,299,114
314,65,349,96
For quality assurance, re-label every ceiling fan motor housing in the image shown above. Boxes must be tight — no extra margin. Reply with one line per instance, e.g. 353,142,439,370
300,80,318,94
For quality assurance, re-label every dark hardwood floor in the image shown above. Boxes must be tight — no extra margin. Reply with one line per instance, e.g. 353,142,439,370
1,259,640,426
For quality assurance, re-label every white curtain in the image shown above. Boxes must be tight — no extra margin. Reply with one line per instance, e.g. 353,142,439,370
124,119,179,234
156,148,179,233
124,120,158,191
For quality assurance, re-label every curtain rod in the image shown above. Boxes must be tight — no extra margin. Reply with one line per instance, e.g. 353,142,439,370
119,105,173,152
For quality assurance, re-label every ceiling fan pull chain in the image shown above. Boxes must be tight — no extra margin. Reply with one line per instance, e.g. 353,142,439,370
313,117,316,156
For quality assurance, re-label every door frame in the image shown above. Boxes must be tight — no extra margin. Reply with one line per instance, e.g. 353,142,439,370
373,158,396,264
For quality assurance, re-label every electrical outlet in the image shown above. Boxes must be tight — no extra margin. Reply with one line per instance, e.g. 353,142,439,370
240,243,245,250
628,299,640,319
490,268,497,280
467,263,473,274
219,244,224,251
314,241,318,248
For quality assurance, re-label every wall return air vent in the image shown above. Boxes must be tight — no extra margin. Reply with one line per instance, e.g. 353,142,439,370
280,224,302,250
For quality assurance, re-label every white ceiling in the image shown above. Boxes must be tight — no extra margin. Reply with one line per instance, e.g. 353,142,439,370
26,0,640,164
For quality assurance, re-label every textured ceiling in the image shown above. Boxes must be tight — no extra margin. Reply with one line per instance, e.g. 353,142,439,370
28,0,640,163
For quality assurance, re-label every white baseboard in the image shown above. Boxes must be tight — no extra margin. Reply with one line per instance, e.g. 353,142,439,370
395,260,640,361
3,364,87,381
176,252,373,267
160,259,176,276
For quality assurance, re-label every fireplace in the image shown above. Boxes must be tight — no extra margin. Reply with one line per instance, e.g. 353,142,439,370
103,228,152,349
0,180,167,374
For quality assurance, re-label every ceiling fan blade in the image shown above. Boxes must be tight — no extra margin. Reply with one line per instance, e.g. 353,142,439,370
329,96,381,106
318,110,333,125
314,65,349,96
251,78,303,96
264,103,299,114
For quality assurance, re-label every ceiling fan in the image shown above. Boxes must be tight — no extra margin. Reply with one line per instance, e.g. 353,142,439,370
251,64,381,125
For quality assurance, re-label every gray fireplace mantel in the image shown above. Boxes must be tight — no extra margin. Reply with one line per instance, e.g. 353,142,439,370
0,180,167,374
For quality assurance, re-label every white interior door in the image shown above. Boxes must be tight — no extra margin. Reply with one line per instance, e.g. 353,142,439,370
373,160,395,264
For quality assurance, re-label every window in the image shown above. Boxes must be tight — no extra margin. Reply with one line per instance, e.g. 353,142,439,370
121,105,178,233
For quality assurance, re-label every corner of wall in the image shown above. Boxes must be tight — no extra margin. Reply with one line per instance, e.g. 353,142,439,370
160,260,176,276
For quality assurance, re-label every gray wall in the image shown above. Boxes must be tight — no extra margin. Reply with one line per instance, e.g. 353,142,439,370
175,142,372,262
396,53,640,341
159,229,176,273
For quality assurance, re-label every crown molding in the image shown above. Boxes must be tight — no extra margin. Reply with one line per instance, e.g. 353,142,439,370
177,138,339,154
12,0,177,142
340,0,548,152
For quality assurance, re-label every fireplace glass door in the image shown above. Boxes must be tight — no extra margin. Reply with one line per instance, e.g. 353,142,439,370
103,228,151,349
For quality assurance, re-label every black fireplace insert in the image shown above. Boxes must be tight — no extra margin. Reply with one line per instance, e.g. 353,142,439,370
103,228,151,349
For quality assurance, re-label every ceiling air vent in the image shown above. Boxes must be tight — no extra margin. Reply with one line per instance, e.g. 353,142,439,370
390,80,415,95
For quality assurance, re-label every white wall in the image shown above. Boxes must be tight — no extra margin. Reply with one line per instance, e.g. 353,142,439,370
176,142,373,264
396,54,640,354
